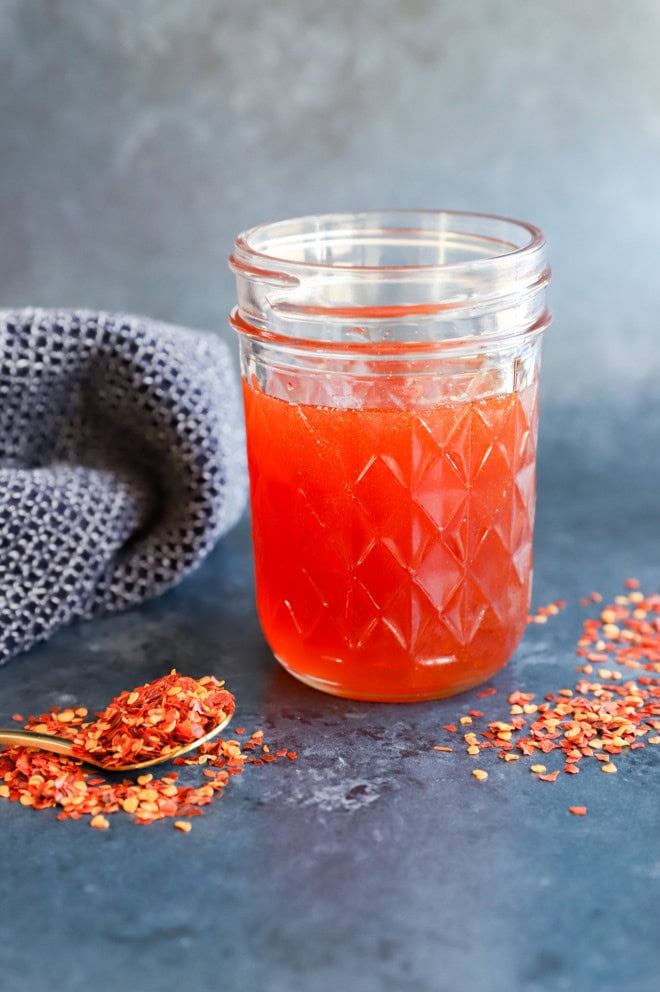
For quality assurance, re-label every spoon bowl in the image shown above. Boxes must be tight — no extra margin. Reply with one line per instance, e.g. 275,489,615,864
0,709,233,772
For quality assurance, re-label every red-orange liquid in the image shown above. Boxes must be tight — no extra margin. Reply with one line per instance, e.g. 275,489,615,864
243,377,538,701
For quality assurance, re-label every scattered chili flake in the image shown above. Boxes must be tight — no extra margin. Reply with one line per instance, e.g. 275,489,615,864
174,820,192,833
472,769,488,781
431,581,660,806
569,806,587,816
476,688,497,698
528,600,567,623
0,672,295,830
433,746,453,753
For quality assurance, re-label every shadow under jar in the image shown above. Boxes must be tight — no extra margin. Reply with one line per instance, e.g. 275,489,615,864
230,210,551,702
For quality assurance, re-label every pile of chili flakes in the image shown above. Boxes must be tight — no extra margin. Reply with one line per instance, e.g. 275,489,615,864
435,578,660,815
0,670,296,831
71,671,236,769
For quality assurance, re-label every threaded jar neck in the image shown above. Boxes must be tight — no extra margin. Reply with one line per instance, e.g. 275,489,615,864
229,209,550,354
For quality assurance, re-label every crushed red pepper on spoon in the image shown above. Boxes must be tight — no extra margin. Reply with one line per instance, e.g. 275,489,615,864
0,670,296,830
70,671,235,769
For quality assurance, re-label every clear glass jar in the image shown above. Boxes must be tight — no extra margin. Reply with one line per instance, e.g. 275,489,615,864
229,210,550,702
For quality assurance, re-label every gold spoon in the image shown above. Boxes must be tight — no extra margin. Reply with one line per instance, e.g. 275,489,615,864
0,709,233,772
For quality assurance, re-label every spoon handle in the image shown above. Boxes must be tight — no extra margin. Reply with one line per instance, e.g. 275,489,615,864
0,728,76,757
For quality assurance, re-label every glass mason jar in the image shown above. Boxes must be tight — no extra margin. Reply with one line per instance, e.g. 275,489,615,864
229,210,550,702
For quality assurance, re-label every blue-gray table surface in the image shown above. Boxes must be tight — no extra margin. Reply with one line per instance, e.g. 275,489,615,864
1,397,659,992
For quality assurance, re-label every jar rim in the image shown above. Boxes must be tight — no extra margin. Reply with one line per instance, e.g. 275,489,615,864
230,209,545,279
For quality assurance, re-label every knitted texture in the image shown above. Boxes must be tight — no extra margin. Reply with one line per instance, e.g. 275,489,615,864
0,309,247,663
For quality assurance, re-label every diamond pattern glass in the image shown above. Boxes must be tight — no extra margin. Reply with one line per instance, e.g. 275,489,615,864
243,375,539,701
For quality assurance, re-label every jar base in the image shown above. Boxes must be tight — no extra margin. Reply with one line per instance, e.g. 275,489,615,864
275,655,503,703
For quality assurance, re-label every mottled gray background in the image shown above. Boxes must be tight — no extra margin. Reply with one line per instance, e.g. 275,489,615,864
1,0,659,406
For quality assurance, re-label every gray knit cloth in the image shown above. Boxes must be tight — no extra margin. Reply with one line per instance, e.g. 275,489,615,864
0,309,247,663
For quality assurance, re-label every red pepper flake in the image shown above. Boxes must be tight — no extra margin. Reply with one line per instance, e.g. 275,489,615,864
443,724,457,733
11,714,23,723
433,746,453,753
569,806,587,816
476,688,497,698
0,672,296,830
528,600,567,623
